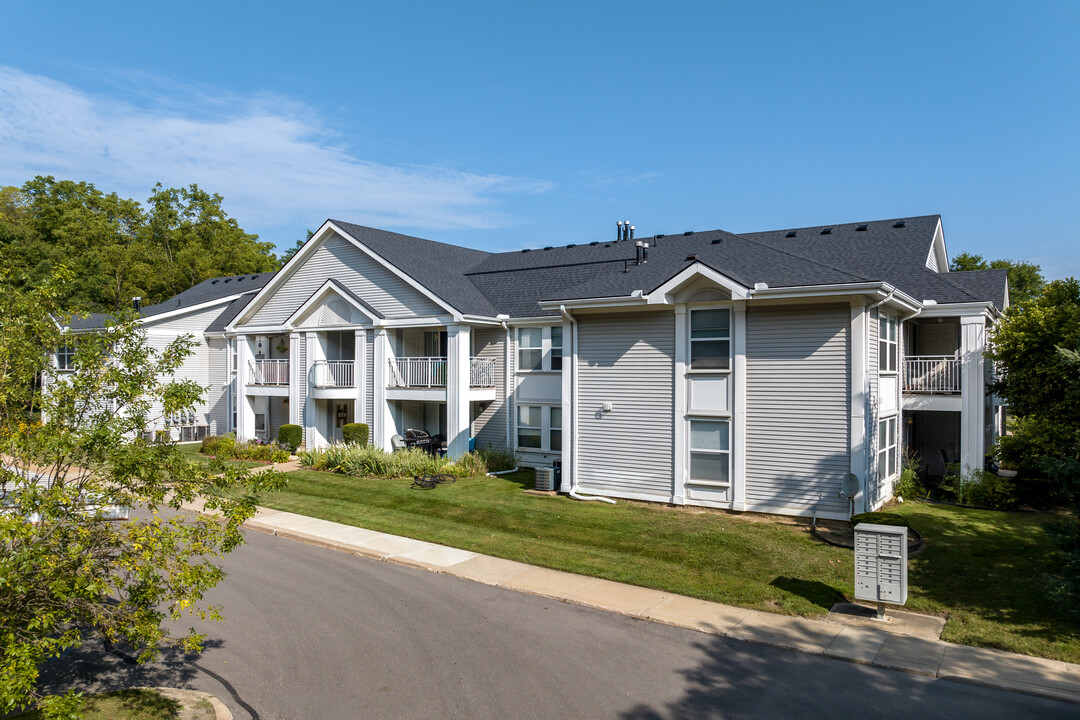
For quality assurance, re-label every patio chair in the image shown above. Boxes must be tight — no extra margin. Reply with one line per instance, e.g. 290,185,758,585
390,434,406,451
939,449,961,479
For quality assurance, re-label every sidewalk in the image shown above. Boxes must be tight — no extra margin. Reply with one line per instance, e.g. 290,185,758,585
182,498,1080,705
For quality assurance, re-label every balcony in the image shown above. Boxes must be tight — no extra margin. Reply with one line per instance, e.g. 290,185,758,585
248,359,289,386
387,357,496,389
311,360,355,389
904,355,961,394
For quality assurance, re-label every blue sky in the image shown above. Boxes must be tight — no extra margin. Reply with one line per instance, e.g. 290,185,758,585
1,1,1078,279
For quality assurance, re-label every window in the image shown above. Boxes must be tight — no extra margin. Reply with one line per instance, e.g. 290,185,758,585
690,309,730,370
518,328,542,371
517,405,542,448
689,419,730,484
255,413,267,434
878,416,898,479
879,313,897,373
424,330,447,357
550,407,562,451
516,405,562,451
56,345,76,371
550,326,563,371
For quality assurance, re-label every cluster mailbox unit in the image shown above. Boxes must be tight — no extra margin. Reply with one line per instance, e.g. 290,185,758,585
854,523,908,620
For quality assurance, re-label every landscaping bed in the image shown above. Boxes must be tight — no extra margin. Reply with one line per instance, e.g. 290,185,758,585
254,467,1080,663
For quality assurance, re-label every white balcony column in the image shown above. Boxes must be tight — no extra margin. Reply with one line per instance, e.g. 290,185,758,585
305,333,321,447
289,333,301,426
373,327,391,451
560,317,574,493
355,329,366,430
960,315,987,474
236,335,255,440
732,302,748,511
446,324,471,458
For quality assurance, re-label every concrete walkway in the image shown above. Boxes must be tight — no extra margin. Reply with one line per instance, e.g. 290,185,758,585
181,499,1080,705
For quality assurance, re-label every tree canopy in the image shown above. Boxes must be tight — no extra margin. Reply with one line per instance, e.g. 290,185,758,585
950,252,1045,305
0,272,284,718
0,176,281,313
989,278,1080,468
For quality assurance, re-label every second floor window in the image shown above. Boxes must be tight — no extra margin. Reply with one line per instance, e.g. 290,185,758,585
690,309,730,370
879,313,897,373
550,326,563,371
56,345,76,371
518,328,543,371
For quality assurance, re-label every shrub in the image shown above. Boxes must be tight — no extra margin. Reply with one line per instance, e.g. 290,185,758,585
278,424,302,452
342,423,369,446
201,433,236,457
851,511,911,528
894,467,922,501
944,469,1018,510
298,443,514,479
474,444,517,473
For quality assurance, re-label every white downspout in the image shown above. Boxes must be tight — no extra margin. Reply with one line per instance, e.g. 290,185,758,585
560,304,616,504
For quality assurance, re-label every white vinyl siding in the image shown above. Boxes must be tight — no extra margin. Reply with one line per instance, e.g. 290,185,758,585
245,233,444,326
365,333,375,428
206,337,229,435
472,327,508,450
297,335,308,446
577,311,675,498
745,305,850,517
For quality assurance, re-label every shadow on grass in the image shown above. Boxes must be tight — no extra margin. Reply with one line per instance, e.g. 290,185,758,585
768,576,845,612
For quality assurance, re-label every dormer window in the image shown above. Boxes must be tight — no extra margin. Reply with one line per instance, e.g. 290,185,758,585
56,345,76,372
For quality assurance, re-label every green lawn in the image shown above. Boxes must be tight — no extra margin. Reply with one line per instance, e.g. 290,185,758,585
10,689,208,720
256,468,1080,662
177,442,268,470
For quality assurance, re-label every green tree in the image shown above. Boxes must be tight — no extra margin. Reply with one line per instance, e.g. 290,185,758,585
0,271,285,718
989,278,1080,468
277,229,314,266
950,252,1046,305
0,177,281,313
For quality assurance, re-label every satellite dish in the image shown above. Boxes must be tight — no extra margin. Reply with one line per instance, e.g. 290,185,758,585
841,473,860,498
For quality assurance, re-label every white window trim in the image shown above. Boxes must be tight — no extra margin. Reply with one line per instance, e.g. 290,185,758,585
879,312,898,375
55,345,76,372
515,403,562,452
878,414,899,480
687,306,732,374
516,326,563,374
688,418,732,487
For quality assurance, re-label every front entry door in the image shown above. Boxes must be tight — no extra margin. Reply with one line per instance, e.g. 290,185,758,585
331,402,353,442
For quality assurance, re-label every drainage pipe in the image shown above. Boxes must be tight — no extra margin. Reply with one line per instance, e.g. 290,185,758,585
560,304,616,504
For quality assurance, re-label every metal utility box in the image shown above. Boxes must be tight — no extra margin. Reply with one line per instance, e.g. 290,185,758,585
854,523,908,606
534,467,555,492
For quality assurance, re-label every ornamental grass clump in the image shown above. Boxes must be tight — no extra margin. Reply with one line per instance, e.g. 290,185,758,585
298,443,517,479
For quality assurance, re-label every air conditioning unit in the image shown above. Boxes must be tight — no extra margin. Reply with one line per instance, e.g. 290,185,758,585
535,466,555,492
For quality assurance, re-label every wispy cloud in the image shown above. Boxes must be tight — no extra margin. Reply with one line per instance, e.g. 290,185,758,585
571,169,661,186
0,66,551,231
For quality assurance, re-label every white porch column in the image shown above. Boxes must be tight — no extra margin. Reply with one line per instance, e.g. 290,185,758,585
289,332,301,427
236,335,255,440
672,305,688,505
373,327,391,451
305,333,320,448
446,324,471,458
960,315,987,474
732,302,748,511
849,300,868,514
355,330,366,432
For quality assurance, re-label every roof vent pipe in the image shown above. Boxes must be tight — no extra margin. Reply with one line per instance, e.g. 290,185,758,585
132,296,141,312
616,220,623,241
635,241,643,265
629,225,635,242
642,242,649,263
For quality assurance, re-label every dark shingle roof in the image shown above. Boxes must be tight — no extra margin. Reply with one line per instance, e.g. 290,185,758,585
331,221,497,316
330,214,1006,317
67,272,276,331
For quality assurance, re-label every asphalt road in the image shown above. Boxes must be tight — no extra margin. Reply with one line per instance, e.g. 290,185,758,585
39,527,1077,720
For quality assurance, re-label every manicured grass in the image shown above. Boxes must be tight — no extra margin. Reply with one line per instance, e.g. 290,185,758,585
177,442,268,470
10,689,201,719
891,501,1080,662
258,469,1080,662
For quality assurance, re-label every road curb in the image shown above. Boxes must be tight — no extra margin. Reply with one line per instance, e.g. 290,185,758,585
148,687,232,719
198,506,1080,706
